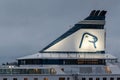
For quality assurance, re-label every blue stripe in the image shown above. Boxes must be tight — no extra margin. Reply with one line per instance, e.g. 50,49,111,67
39,51,105,54
85,16,105,20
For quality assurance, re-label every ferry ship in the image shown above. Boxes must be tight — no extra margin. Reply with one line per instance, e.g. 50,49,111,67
0,10,120,80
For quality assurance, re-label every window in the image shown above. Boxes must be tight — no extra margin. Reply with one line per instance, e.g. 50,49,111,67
103,77,107,80
13,78,17,80
44,77,48,80
59,77,65,80
82,78,86,80
96,78,100,80
67,77,70,80
24,78,28,80
61,68,64,71
3,78,7,80
117,78,120,80
34,78,38,80
110,78,114,80
89,78,93,80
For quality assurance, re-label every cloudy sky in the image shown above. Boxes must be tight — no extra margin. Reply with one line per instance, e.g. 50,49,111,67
0,0,120,64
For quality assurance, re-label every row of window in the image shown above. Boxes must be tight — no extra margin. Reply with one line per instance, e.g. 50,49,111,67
0,68,56,74
2,77,120,80
81,77,120,80
18,59,106,65
3,77,44,80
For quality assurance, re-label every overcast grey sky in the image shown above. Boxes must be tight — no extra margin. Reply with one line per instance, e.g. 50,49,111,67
0,0,120,64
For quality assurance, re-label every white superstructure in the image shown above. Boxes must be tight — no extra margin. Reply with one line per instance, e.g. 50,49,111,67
0,10,120,80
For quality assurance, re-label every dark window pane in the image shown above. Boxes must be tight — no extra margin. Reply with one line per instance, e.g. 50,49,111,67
82,78,86,80
117,78,120,80
13,78,17,80
24,78,28,80
96,78,100,80
67,77,70,80
103,77,107,80
89,78,93,80
110,78,114,80
34,78,38,80
3,78,7,80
